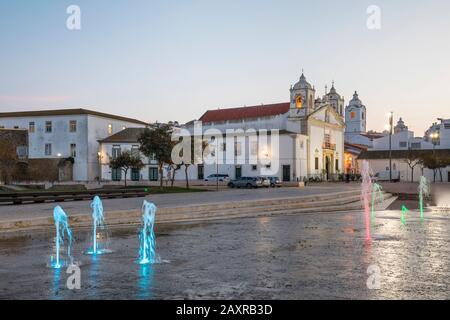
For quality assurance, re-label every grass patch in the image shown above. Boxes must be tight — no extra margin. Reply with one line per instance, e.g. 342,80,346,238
144,186,208,194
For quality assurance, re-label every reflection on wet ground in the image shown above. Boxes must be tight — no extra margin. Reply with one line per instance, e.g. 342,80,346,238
1,210,450,299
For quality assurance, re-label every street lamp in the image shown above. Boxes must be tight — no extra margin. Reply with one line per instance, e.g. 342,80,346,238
387,112,394,182
430,132,440,182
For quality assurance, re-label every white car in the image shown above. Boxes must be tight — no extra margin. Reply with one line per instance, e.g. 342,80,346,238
373,170,400,182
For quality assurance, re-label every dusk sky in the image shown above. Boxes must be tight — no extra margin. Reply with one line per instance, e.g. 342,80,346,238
1,0,450,135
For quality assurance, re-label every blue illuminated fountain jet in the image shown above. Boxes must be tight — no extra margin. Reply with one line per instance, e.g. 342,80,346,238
50,206,73,269
138,200,160,264
86,196,110,255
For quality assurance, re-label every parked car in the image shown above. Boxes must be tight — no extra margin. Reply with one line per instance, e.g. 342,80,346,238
267,176,282,188
205,174,230,182
227,177,264,188
259,176,271,188
373,170,400,182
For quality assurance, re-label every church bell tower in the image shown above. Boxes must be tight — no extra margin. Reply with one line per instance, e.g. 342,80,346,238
289,73,315,118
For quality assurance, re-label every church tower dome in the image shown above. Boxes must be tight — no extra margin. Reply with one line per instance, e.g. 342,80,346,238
289,72,316,118
324,81,344,116
345,90,366,134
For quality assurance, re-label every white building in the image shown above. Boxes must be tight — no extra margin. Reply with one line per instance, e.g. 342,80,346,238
358,117,450,183
371,118,434,151
98,128,160,182
95,73,346,184
183,73,346,182
0,109,147,181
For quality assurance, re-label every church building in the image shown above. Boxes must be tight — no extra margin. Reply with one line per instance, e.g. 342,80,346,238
186,73,346,182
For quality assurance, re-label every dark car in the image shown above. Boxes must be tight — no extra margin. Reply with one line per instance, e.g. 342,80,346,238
267,176,282,188
227,177,263,188
205,174,230,182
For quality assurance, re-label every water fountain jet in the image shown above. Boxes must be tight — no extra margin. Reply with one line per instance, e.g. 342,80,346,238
86,196,110,255
361,161,372,241
138,200,160,264
418,176,430,220
49,206,73,269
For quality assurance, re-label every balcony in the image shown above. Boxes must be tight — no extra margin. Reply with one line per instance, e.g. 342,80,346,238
322,142,336,150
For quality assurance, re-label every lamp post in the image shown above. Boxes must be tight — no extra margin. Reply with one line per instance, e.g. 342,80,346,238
430,132,440,182
387,112,394,182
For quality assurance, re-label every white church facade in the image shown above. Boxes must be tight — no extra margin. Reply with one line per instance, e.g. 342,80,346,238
181,73,346,182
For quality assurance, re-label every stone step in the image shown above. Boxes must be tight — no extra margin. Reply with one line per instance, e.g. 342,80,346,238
158,190,362,215
0,190,392,233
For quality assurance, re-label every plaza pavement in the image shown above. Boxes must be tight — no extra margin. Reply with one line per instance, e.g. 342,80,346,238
0,184,360,223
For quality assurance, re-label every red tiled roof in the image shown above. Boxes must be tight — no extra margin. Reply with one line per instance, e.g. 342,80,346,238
199,103,290,122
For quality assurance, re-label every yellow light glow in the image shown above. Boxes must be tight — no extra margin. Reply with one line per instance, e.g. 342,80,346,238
296,96,303,109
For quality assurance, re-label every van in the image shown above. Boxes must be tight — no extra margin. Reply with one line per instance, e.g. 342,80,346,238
373,170,400,182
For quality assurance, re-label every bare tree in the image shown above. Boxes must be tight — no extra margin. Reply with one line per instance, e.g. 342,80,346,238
0,136,19,185
404,151,422,182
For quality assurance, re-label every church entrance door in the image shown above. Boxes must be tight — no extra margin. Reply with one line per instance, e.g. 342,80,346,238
325,156,331,181
283,165,291,182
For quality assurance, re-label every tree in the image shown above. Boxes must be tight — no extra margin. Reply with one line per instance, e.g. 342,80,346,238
421,153,439,183
109,150,144,187
138,123,174,188
173,134,210,189
404,151,422,182
0,137,19,185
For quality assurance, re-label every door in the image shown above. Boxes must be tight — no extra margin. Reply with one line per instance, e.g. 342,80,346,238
197,165,204,180
448,171,450,183
325,157,331,181
235,166,242,179
282,165,291,182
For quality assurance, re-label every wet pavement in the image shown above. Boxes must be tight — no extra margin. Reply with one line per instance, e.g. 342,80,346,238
1,208,450,300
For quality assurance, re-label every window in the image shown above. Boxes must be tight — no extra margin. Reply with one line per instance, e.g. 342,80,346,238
29,122,35,133
69,120,77,132
131,145,140,158
149,167,159,181
70,144,77,157
45,121,52,133
149,153,156,161
250,142,258,156
235,142,242,156
17,146,28,159
411,142,421,149
315,157,319,170
111,168,122,181
335,159,339,171
362,112,365,120
112,145,121,159
252,165,257,171
399,141,407,148
45,143,52,156
14,126,19,129
108,124,113,135
131,168,140,181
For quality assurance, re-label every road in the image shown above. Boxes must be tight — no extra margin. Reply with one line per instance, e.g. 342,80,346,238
0,184,360,222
